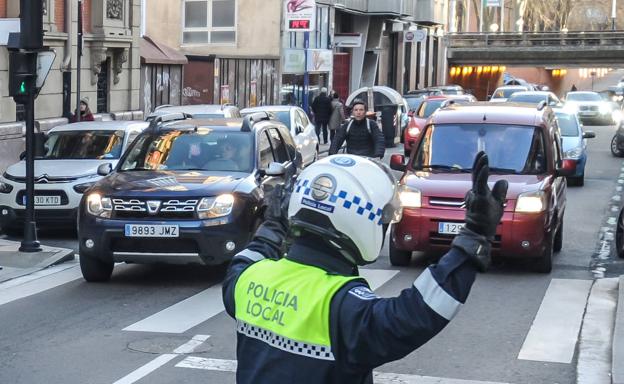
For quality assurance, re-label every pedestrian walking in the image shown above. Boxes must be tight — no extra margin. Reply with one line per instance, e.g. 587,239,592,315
328,92,345,143
570,84,578,92
329,99,385,159
311,87,332,144
222,152,508,384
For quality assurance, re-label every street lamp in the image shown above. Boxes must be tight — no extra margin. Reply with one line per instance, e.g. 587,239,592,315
490,23,499,33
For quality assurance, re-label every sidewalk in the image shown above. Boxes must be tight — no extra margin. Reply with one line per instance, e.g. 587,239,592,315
0,239,75,284
612,275,624,384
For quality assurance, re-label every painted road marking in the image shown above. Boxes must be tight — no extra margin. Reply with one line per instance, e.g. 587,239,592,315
173,334,210,354
0,264,83,306
124,268,399,334
175,356,512,384
112,354,178,384
518,279,593,363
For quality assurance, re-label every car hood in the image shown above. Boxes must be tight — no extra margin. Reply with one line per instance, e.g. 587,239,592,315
5,159,115,179
566,100,605,106
402,171,548,201
561,136,582,151
97,171,247,196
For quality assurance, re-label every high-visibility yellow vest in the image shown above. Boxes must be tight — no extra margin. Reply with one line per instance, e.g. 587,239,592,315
234,258,360,360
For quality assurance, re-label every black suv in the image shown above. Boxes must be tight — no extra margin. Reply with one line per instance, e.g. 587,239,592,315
77,113,300,282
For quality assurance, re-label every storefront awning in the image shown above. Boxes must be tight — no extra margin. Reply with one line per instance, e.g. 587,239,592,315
140,36,188,65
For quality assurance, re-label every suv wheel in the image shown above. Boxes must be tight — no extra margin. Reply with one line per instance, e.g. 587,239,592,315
389,239,412,266
533,232,554,273
616,209,624,258
612,136,623,157
79,249,114,282
553,218,563,253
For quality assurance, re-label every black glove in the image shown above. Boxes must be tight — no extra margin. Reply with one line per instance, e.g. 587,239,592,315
252,184,292,256
452,152,508,272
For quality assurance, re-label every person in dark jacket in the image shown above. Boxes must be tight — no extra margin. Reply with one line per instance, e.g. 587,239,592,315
69,97,95,123
311,87,332,144
222,152,508,384
329,99,385,159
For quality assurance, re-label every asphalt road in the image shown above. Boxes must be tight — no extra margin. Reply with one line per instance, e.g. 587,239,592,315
0,124,622,384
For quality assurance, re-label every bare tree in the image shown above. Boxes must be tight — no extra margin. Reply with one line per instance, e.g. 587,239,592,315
520,0,575,31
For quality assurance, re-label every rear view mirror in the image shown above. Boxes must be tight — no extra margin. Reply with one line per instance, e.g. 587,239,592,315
582,131,596,139
390,154,407,172
487,95,492,101
97,163,113,176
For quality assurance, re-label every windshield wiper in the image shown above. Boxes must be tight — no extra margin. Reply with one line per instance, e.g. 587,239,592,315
488,167,520,174
419,164,471,172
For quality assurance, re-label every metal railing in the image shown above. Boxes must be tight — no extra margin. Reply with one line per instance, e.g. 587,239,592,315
446,31,624,49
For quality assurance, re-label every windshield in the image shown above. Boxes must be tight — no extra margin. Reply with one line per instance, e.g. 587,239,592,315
509,94,547,104
566,92,602,102
555,113,580,136
420,100,445,118
413,124,547,175
42,130,125,160
493,88,525,99
405,97,424,111
120,130,254,172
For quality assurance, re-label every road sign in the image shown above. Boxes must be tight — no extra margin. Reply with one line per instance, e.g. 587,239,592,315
36,51,56,89
412,29,428,44
284,0,316,32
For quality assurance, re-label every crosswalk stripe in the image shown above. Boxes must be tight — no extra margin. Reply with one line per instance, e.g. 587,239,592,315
123,268,399,334
175,356,512,384
0,264,83,306
113,354,178,384
517,278,593,363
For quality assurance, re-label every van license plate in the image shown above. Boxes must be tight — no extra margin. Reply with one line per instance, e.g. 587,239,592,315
33,196,61,206
438,222,465,235
125,224,179,238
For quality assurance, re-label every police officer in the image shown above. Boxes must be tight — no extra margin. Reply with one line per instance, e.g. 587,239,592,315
222,152,508,383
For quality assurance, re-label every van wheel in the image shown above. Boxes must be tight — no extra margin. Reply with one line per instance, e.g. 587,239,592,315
79,248,114,282
616,209,624,258
533,232,553,273
389,239,412,266
612,136,623,157
553,219,563,253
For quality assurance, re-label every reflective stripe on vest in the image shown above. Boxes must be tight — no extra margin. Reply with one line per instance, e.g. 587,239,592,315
234,258,360,359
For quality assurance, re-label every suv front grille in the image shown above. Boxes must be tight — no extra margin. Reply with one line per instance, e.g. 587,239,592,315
578,105,599,112
112,198,198,219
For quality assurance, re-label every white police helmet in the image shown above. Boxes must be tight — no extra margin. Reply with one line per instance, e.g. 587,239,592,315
288,155,402,265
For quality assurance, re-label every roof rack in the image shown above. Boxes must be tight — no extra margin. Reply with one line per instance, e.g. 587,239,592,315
154,104,174,111
147,112,193,130
536,100,548,111
241,112,272,132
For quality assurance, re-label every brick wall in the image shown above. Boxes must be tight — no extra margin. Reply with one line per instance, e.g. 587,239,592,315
83,0,92,33
55,0,64,32
0,0,6,18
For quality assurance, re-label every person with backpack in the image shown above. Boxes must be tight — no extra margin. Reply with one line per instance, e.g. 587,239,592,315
329,99,385,159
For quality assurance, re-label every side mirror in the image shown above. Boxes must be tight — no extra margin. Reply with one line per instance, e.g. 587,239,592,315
34,132,47,157
264,162,286,177
19,151,26,161
487,95,492,101
390,154,407,172
557,159,576,177
583,131,596,139
97,163,113,176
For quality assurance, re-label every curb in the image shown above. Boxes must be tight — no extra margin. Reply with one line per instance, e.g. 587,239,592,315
613,275,624,384
0,245,75,284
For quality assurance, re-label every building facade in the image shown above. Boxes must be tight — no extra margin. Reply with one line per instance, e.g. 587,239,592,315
0,0,142,171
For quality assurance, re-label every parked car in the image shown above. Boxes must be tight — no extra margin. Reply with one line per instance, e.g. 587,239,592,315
508,91,563,107
611,122,624,157
390,102,576,273
241,105,319,167
426,85,465,95
0,121,148,232
554,108,595,186
403,94,477,156
489,85,531,103
146,104,241,121
564,91,619,125
77,114,300,282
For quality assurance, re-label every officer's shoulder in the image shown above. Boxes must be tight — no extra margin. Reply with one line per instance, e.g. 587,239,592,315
341,281,378,301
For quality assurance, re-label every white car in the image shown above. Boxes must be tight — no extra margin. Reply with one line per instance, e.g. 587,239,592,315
489,85,531,103
0,121,148,232
564,91,619,125
241,106,319,167
146,104,241,121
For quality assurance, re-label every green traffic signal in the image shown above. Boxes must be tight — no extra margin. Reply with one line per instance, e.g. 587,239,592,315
19,81,26,94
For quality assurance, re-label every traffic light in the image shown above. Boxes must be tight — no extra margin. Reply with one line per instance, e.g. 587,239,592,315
19,0,44,50
8,51,37,103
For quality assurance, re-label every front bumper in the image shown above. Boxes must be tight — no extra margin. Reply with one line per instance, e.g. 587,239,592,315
0,205,78,228
392,207,549,258
78,214,255,266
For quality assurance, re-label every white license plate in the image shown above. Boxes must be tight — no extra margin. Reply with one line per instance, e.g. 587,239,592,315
438,222,465,235
124,224,179,238
579,111,596,116
31,195,62,206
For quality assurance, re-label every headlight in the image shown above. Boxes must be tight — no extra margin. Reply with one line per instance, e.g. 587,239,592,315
613,110,622,123
73,182,96,194
86,193,112,218
515,191,546,213
399,185,422,208
197,194,235,219
0,181,13,194
407,127,421,137
564,147,583,159
600,104,611,115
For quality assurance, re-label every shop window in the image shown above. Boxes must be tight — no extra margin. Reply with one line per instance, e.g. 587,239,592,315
183,0,236,45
